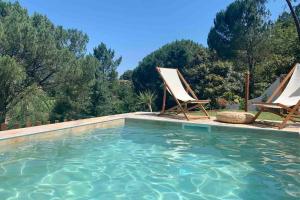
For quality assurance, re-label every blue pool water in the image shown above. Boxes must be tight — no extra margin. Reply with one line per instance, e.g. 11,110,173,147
0,120,299,199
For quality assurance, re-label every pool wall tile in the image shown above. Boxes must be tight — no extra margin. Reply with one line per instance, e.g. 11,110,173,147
0,118,125,149
125,117,299,138
125,118,182,129
210,125,300,137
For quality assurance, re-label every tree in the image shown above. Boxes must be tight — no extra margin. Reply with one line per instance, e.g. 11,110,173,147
184,58,243,107
93,43,122,83
285,0,300,42
89,78,114,116
7,84,53,125
120,70,133,80
89,43,123,116
6,0,300,124
132,40,210,92
64,29,89,57
0,0,143,124
256,2,300,87
0,1,100,123
51,55,97,120
0,56,26,123
117,80,138,113
137,91,157,112
0,2,89,91
0,9,73,91
207,0,269,97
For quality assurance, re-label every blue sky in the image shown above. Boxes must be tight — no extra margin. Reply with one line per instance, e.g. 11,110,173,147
18,0,287,74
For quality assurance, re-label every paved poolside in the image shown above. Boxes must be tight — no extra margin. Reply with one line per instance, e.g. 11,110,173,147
0,112,299,144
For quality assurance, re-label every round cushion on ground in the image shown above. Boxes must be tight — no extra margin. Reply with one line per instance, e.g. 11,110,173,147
216,111,255,124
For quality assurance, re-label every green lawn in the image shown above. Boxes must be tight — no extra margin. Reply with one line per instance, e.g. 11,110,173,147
192,109,282,121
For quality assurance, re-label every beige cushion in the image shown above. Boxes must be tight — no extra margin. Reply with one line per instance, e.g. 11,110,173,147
216,111,255,124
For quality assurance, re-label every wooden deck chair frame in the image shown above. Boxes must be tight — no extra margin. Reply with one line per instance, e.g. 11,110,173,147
156,67,210,121
253,64,300,129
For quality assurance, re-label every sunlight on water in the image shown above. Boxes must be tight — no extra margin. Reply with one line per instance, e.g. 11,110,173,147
0,121,299,199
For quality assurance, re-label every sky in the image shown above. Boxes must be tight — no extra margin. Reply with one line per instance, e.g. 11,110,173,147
17,0,288,74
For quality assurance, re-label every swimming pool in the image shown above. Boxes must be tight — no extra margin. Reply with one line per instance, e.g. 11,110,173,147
0,119,299,199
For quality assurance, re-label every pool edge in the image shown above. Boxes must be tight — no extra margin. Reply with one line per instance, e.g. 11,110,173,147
0,117,126,147
0,112,298,146
125,117,300,136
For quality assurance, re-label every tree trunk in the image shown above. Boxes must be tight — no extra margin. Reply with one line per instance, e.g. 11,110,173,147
249,68,255,99
147,104,152,112
246,52,255,99
286,0,300,42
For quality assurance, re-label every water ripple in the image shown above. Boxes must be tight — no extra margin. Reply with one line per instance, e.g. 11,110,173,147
0,124,299,199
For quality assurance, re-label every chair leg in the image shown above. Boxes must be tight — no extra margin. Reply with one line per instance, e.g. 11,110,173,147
174,101,189,120
279,113,293,129
253,109,263,122
161,85,166,114
278,102,300,129
199,104,210,119
187,104,210,119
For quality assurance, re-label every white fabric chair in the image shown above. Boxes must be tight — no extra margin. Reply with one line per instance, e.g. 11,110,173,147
156,67,210,120
253,63,300,129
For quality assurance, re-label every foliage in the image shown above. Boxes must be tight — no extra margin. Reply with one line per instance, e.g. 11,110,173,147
0,1,136,125
239,98,246,110
93,42,122,83
137,91,157,112
207,0,270,97
117,80,138,113
257,3,300,84
89,43,123,116
184,59,243,108
132,40,210,109
120,70,133,80
283,0,300,42
0,1,93,122
132,40,209,91
51,55,97,120
0,55,26,123
132,40,243,109
223,92,242,104
7,84,54,125
216,98,228,109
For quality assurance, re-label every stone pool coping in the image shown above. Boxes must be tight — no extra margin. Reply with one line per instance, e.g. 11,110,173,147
0,112,299,143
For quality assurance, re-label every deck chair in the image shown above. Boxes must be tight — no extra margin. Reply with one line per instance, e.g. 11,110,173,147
253,63,300,129
156,67,210,120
